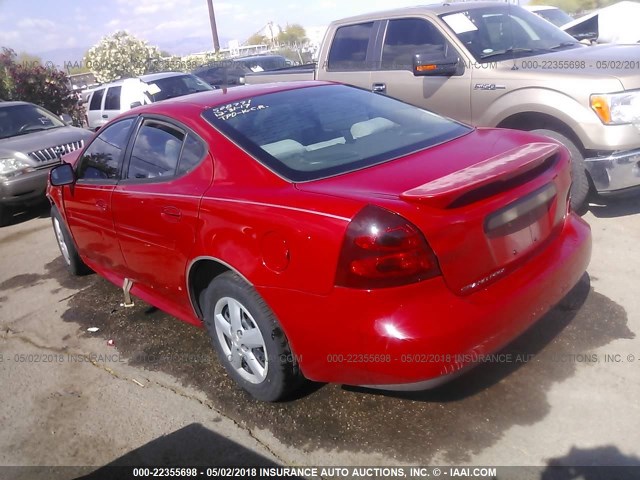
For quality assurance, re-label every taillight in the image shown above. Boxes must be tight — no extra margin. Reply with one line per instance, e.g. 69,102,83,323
336,205,440,289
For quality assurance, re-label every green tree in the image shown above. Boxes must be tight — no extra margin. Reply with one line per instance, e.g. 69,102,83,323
84,31,163,83
16,52,43,68
0,47,17,100
0,48,84,125
529,0,620,13
246,33,268,46
277,24,308,47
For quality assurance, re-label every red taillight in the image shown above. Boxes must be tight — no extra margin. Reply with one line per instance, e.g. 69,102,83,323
336,205,440,289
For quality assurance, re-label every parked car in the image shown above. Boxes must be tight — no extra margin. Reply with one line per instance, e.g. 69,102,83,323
0,101,93,226
84,72,212,131
47,82,591,401
234,54,290,72
525,5,574,28
561,1,640,45
192,61,252,88
192,55,291,89
245,2,640,210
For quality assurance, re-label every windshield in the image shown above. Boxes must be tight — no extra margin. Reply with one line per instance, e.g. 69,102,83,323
0,104,65,139
202,84,471,182
536,8,573,27
145,74,212,102
440,5,581,63
236,56,288,72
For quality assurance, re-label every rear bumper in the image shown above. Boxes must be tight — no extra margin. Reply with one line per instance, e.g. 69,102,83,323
259,213,592,387
585,148,640,194
0,168,50,206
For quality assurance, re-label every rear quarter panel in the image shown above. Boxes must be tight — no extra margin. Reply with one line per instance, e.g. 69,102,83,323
190,126,364,296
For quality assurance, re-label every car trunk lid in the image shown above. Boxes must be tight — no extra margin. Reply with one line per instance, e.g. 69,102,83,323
296,129,571,294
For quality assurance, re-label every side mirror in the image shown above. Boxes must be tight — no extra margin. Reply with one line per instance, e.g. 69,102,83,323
412,52,459,77
60,113,73,125
130,101,142,109
50,163,75,186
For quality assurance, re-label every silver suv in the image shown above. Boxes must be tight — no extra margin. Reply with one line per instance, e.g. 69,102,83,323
0,101,93,225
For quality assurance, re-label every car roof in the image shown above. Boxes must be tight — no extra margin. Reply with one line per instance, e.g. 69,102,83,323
87,72,191,91
0,101,35,108
235,54,286,61
332,1,518,24
139,71,190,82
524,5,559,11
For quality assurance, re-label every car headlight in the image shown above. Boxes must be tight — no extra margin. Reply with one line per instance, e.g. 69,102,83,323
0,155,34,181
590,90,640,125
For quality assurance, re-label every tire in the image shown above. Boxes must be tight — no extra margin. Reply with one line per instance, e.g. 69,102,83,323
51,205,92,276
530,129,590,212
0,204,12,227
200,271,303,401
558,273,590,311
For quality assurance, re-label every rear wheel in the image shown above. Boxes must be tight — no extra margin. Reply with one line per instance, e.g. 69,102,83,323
200,271,303,401
530,129,590,212
51,206,91,275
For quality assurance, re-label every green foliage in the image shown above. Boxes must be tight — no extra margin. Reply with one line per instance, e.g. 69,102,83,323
15,52,43,68
528,0,622,13
84,31,163,83
275,48,313,65
0,47,84,125
66,63,92,75
277,24,308,47
0,47,17,100
246,33,269,46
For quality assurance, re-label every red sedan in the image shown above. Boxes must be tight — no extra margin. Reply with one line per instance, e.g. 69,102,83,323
47,82,591,401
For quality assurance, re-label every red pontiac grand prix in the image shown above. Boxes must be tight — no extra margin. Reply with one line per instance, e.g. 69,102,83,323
47,82,591,401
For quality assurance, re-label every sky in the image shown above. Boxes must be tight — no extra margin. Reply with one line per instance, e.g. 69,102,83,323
0,0,439,65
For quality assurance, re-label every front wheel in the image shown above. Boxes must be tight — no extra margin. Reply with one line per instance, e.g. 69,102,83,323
0,204,12,227
51,206,91,276
201,272,303,401
530,129,590,212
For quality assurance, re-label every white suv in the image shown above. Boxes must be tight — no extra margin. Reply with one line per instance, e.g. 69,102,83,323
85,72,212,130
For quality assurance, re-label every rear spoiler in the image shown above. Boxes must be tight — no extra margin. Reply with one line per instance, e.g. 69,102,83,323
400,142,560,209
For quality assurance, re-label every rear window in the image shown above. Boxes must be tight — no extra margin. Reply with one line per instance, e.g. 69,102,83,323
89,89,104,111
201,84,471,182
104,86,122,110
145,74,212,102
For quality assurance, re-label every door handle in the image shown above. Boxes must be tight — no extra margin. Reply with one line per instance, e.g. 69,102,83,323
161,206,182,222
372,83,386,94
102,114,108,119
95,199,108,212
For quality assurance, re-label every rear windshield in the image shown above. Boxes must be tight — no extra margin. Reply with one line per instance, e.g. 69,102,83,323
201,84,471,182
144,74,212,102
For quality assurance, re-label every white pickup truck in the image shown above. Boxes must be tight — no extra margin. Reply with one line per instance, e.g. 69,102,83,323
246,2,640,210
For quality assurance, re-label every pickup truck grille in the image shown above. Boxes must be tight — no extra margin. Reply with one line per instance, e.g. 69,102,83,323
28,140,85,164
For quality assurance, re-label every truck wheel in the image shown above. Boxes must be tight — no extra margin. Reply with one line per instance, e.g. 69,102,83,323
51,206,92,276
530,129,590,212
200,271,303,401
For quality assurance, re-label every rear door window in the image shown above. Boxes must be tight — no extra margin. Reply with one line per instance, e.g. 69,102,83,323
89,89,104,111
104,86,122,111
127,120,185,180
177,134,207,175
327,22,374,71
125,119,206,180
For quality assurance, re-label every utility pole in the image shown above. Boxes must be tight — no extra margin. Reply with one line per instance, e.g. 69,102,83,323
206,0,220,53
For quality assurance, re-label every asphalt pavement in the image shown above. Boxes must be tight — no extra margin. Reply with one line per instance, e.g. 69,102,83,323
1,199,639,479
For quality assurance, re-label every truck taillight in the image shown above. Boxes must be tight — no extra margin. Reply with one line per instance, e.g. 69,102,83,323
336,205,440,289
